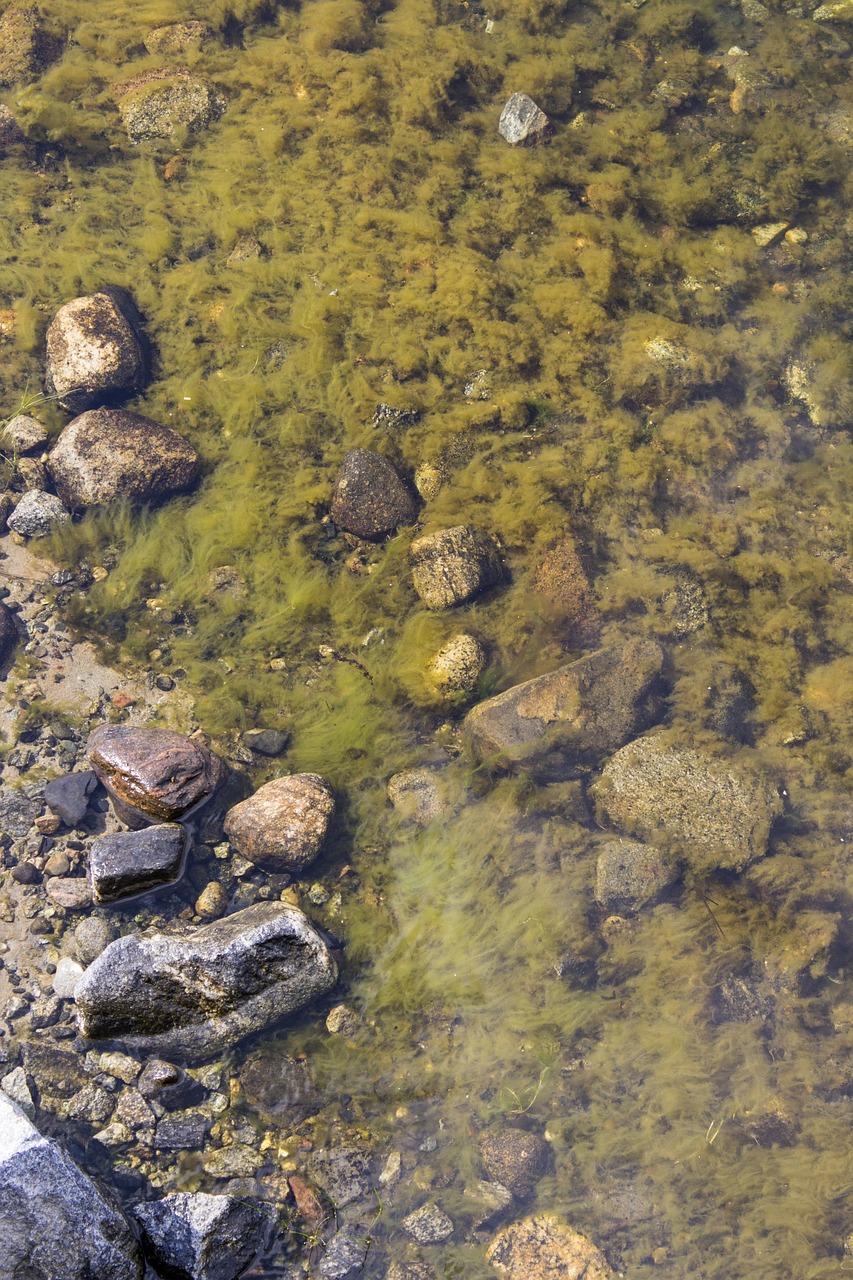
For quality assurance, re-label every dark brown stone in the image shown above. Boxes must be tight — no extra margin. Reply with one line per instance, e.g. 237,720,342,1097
331,448,418,540
479,1128,551,1199
223,774,334,874
0,600,19,664
86,725,226,824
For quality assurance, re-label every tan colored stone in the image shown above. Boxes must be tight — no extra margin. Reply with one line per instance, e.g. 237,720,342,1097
487,1215,614,1280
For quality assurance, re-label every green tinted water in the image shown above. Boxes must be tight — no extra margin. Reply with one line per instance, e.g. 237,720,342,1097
4,0,853,1274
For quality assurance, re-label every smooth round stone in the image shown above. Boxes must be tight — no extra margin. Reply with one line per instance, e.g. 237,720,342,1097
426,633,486,696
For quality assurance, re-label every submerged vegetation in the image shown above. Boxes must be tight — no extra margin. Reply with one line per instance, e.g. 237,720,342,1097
4,0,853,1274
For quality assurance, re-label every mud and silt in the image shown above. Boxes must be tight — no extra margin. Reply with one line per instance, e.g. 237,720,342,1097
3,0,853,1276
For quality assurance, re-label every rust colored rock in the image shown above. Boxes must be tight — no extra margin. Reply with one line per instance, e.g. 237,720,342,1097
534,539,598,638
48,409,199,510
289,1175,327,1230
330,448,418,540
87,725,226,824
44,288,149,413
224,774,334,874
462,638,665,779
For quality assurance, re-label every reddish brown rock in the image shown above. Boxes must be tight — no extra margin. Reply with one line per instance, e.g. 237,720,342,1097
87,725,225,824
488,1216,614,1279
534,539,598,638
224,774,334,874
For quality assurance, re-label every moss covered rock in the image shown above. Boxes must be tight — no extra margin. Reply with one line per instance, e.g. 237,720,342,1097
592,733,782,872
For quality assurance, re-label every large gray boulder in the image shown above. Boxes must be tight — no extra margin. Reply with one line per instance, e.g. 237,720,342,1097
48,408,199,510
134,1192,273,1280
331,448,418,540
44,288,148,413
592,733,783,873
462,638,665,779
87,724,225,824
90,823,187,904
223,773,334,874
75,901,338,1061
0,1092,144,1279
411,525,504,609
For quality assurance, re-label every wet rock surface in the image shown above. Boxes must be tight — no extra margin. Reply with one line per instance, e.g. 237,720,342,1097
487,1215,614,1280
134,1191,273,1280
498,93,551,146
462,638,665,778
331,448,419,539
48,408,200,510
0,1092,144,1280
592,733,783,872
89,822,186,903
224,773,334,874
479,1127,551,1199
44,288,149,413
594,838,679,913
87,724,225,823
411,525,504,609
75,901,338,1060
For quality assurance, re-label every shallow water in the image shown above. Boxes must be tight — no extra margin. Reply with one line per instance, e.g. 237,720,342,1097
5,0,853,1274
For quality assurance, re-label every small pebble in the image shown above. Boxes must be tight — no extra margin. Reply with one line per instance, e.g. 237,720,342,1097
195,881,228,919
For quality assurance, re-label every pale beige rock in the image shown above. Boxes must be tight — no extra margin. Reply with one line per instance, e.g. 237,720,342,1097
487,1215,614,1280
426,633,486,696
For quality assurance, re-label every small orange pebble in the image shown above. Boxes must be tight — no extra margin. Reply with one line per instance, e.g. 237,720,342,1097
111,691,134,709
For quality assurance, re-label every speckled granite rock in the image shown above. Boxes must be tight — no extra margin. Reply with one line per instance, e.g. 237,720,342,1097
224,773,334,874
331,448,418,539
487,1215,614,1280
44,288,149,413
134,1192,274,1280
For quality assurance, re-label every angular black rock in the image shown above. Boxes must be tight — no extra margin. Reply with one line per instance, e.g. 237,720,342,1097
89,823,187,904
44,770,99,827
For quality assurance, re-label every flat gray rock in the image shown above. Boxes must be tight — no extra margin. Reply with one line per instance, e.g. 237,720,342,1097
89,823,187,904
44,769,99,827
462,639,665,779
75,901,338,1061
592,733,782,872
498,92,551,145
134,1192,273,1280
594,838,678,912
0,1092,144,1280
44,288,148,413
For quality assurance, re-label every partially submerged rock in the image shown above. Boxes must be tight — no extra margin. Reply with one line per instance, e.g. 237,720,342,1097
498,93,551,146
0,1093,144,1279
44,288,149,413
411,525,504,609
87,724,225,824
75,901,338,1060
6,489,70,538
594,838,679,912
48,408,199,509
1,413,46,455
330,448,418,540
89,823,187,904
592,734,782,872
224,773,335,874
462,638,665,779
116,69,226,143
488,1215,614,1280
134,1192,273,1280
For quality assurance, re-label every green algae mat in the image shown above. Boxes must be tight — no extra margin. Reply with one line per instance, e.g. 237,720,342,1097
4,0,853,1275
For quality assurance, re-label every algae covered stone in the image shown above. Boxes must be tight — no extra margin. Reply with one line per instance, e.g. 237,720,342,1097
479,1127,551,1199
87,724,225,824
48,409,199,510
426,632,486,696
592,733,782,872
44,288,149,413
75,901,338,1061
116,69,226,143
462,638,665,778
224,773,334,874
411,525,504,609
594,838,678,912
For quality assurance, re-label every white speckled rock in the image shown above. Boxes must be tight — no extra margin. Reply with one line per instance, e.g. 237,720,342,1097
426,632,486,696
6,489,70,538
